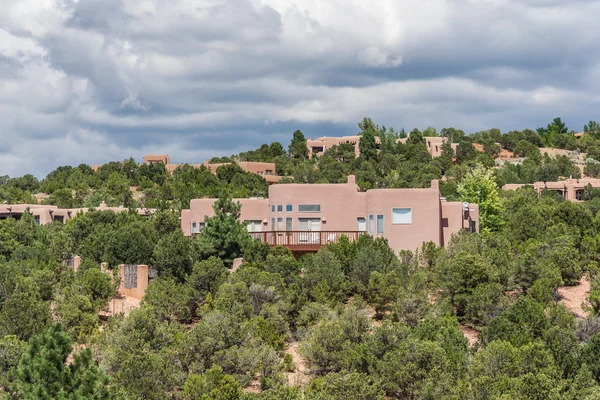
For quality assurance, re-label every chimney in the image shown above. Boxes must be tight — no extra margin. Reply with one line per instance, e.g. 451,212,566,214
347,175,356,185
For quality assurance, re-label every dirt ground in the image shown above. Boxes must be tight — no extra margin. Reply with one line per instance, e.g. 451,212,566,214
557,277,591,319
284,341,311,387
100,296,141,317
460,325,479,347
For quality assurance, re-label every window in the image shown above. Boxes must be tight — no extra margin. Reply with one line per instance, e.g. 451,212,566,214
271,218,275,229
470,220,477,233
357,218,367,232
34,216,40,225
392,208,412,224
265,170,272,175
277,205,283,212
53,215,64,223
377,215,384,234
199,222,205,231
277,217,283,231
298,204,321,212
576,190,584,201
191,222,198,234
286,218,292,231
286,204,293,212
298,218,321,231
271,205,275,212
246,220,263,233
369,215,374,234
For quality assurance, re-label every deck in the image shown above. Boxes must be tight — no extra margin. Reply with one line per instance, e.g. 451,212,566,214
249,231,363,252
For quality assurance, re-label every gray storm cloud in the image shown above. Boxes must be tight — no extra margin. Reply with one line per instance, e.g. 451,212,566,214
1,0,600,177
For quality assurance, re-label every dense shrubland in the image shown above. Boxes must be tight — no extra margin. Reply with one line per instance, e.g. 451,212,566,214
1,183,600,398
3,117,600,398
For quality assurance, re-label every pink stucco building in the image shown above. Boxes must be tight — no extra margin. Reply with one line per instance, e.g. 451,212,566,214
143,155,283,183
306,135,458,159
181,176,479,254
0,202,153,225
503,178,600,202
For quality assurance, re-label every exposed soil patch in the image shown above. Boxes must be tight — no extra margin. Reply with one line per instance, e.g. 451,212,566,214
460,325,479,347
557,278,591,319
100,296,141,318
284,341,310,387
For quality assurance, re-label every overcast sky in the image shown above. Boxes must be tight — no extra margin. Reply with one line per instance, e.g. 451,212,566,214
2,0,600,177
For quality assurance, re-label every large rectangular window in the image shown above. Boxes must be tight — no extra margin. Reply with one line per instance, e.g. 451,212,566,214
392,208,412,224
298,204,321,212
377,215,384,234
286,218,292,231
246,220,263,233
277,205,283,212
357,218,367,232
286,204,293,212
277,217,283,231
191,222,198,234
369,215,374,234
271,218,275,229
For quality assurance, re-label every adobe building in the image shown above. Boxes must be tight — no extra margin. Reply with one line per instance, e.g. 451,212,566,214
0,202,153,225
306,135,458,159
181,176,479,254
502,178,600,202
143,155,283,184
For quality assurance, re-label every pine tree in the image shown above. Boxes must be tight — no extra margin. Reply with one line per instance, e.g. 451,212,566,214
8,324,122,399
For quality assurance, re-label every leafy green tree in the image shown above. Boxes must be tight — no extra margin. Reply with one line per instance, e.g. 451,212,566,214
0,277,50,341
0,335,26,387
151,230,194,281
584,121,600,139
358,118,378,161
304,372,385,400
198,193,251,265
457,163,504,233
289,130,308,159
181,366,242,400
8,324,122,399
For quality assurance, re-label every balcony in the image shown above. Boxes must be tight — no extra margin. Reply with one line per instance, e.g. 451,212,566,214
249,231,364,252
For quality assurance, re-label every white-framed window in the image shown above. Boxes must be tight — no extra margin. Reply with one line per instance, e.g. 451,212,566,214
271,205,275,212
277,217,283,231
286,204,293,212
271,218,275,229
286,218,292,231
369,215,374,234
299,204,321,212
357,217,367,232
392,208,412,224
246,220,263,233
191,222,205,234
377,215,384,234
277,205,283,212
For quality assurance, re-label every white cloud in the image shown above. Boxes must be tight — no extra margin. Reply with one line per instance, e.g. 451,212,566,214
1,0,600,177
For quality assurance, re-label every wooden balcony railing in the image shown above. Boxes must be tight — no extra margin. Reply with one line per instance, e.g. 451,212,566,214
249,231,364,251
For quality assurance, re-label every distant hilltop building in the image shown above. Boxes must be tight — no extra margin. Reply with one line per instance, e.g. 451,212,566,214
306,135,458,158
503,178,600,202
182,176,479,255
0,202,153,225
143,155,283,184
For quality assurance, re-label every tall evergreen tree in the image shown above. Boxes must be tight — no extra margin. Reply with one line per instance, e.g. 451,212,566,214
8,324,122,399
289,130,309,159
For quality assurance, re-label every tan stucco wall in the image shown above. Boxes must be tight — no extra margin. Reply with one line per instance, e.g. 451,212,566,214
182,177,479,254
118,264,149,300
